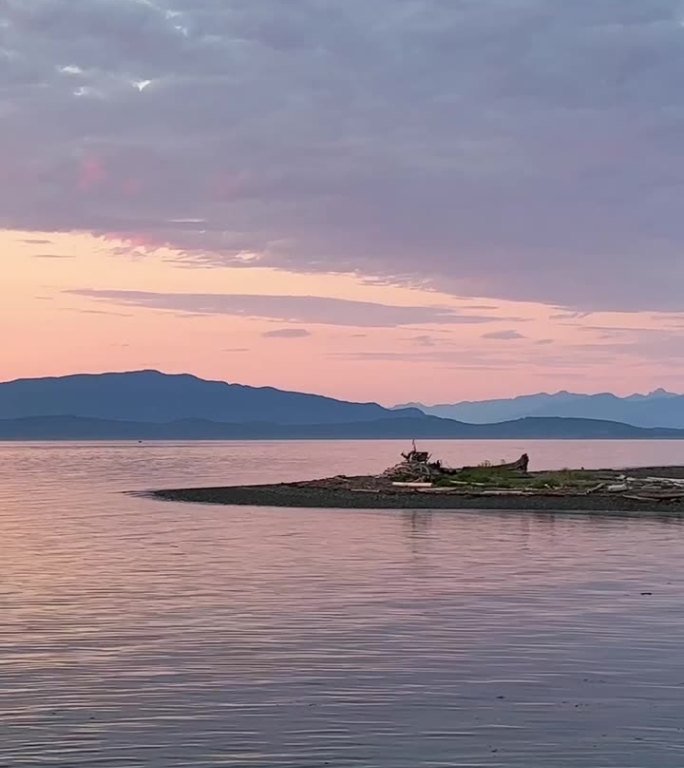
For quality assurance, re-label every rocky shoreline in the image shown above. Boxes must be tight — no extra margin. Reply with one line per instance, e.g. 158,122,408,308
152,465,684,516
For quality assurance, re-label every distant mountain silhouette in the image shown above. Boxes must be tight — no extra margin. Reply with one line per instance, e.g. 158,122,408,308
3,371,683,439
396,389,684,429
0,370,423,425
0,415,682,440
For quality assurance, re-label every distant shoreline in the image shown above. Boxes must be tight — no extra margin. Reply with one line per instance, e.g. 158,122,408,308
152,466,684,515
5,436,684,442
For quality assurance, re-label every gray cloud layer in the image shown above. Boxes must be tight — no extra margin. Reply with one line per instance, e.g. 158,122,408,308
67,289,503,327
482,330,526,340
262,328,311,338
4,0,684,310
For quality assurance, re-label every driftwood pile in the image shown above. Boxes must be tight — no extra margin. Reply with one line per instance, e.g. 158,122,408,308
378,445,684,504
382,442,448,482
605,475,684,502
381,444,530,484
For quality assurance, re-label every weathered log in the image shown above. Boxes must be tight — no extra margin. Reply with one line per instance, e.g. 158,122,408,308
460,453,530,474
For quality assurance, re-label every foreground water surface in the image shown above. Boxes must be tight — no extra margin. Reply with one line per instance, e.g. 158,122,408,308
2,439,684,767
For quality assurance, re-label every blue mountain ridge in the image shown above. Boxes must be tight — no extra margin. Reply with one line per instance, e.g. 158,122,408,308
0,370,683,439
0,370,423,425
0,415,683,440
396,390,684,429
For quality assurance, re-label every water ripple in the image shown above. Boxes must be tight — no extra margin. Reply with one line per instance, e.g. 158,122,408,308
1,441,684,766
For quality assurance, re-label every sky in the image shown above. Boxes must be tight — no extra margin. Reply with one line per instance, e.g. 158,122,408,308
3,0,684,404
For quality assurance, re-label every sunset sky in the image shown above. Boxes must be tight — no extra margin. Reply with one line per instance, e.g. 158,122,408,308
3,0,684,404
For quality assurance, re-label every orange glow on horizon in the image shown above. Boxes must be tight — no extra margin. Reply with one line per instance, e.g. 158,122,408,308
3,229,682,403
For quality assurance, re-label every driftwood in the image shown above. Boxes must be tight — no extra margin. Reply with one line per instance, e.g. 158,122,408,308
384,445,533,483
640,477,684,487
376,445,684,503
623,492,684,502
460,453,529,474
401,440,431,465
500,453,529,473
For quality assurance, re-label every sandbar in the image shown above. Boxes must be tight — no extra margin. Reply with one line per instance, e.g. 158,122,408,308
152,465,684,516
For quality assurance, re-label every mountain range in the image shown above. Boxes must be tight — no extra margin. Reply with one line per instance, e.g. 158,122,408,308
0,370,421,424
396,390,684,429
0,370,683,440
0,414,681,440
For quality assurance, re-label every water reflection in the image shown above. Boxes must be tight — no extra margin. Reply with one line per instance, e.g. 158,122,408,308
1,441,684,766
400,509,433,554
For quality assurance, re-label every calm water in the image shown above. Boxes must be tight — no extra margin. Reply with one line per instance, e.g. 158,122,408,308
2,440,684,767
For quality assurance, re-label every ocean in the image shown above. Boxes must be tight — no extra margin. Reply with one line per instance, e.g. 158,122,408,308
2,440,684,766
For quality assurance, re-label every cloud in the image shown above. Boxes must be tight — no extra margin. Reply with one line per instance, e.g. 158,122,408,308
3,1,684,310
330,349,524,368
410,334,437,347
571,329,684,362
32,253,74,259
482,330,525,340
262,328,311,338
63,307,132,317
580,325,665,335
67,289,504,327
